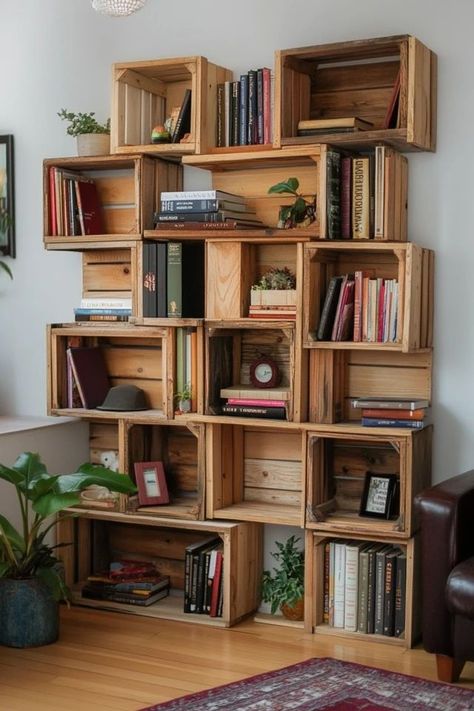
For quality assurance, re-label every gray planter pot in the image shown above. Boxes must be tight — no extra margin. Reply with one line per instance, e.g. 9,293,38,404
0,578,59,647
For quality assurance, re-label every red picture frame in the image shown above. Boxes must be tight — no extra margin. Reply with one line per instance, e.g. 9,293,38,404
134,461,169,506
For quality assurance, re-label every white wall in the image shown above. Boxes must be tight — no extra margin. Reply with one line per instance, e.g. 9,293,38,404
0,0,472,484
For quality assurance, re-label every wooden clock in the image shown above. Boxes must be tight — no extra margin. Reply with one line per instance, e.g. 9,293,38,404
249,354,281,388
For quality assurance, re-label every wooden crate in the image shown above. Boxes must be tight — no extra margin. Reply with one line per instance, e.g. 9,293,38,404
43,155,182,247
305,425,432,538
274,35,436,152
57,511,262,628
205,421,306,526
304,530,420,648
111,56,232,156
47,323,174,419
303,242,434,352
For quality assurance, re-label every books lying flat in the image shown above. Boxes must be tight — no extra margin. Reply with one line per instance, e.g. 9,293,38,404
159,199,250,213
153,220,258,230
352,397,430,410
361,408,428,420
297,117,374,131
221,404,287,420
81,586,170,606
220,385,290,401
361,417,428,429
160,190,243,201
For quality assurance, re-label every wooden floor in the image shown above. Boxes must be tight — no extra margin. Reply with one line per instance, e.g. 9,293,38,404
0,608,473,711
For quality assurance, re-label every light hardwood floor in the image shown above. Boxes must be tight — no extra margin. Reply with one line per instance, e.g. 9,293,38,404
0,607,473,711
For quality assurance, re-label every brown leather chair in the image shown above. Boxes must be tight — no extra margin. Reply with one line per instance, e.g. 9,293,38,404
415,470,474,682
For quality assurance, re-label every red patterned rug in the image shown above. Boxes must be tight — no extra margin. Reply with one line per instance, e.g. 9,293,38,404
139,657,474,710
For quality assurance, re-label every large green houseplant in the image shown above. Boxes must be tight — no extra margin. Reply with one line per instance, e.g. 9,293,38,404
261,535,305,620
0,452,136,647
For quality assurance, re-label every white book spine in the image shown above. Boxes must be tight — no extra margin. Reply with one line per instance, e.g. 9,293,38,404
80,298,132,309
344,545,359,631
333,541,346,628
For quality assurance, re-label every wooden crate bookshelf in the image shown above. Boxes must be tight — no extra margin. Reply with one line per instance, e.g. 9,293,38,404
111,56,232,156
305,425,432,538
58,512,262,628
43,155,182,248
304,530,420,648
303,242,434,352
47,323,174,420
205,421,306,526
274,35,436,152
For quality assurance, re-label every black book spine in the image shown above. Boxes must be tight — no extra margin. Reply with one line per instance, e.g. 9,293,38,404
190,552,201,612
216,83,225,148
394,553,407,637
142,243,157,317
221,404,287,420
184,548,192,612
181,242,205,318
374,548,389,635
383,551,398,636
366,547,377,634
239,74,249,146
172,89,192,143
156,242,167,318
231,81,241,147
316,276,343,341
326,150,342,239
159,199,220,213
247,70,258,144
256,68,264,144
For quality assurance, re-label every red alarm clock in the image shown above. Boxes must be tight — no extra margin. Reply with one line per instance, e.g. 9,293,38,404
249,354,281,388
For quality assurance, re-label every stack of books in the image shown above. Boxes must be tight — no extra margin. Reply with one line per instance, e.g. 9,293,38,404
351,397,430,429
219,385,289,420
248,304,296,320
324,539,406,638
48,167,104,237
297,116,373,137
216,68,272,147
81,560,170,607
184,537,223,617
74,297,132,322
154,190,264,230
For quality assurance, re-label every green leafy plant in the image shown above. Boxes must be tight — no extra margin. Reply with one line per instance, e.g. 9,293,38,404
175,383,192,402
261,535,304,614
252,266,296,291
268,177,316,228
0,210,13,279
0,452,136,600
57,109,111,137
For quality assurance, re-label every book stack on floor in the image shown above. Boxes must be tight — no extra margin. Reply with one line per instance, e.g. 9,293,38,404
81,560,170,607
219,385,289,420
74,297,132,322
184,537,224,617
216,68,272,147
323,539,406,638
316,273,399,343
154,190,264,230
48,167,104,237
352,397,431,429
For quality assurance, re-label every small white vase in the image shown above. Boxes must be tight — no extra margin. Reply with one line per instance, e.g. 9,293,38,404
76,133,110,157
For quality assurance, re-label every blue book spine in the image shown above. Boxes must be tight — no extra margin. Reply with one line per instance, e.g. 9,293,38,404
361,417,425,429
247,70,258,144
74,308,132,315
239,74,249,146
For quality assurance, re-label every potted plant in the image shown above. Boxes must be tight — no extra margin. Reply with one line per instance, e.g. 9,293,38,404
0,452,136,648
57,109,111,156
175,384,193,414
268,177,316,229
251,266,297,307
261,535,305,620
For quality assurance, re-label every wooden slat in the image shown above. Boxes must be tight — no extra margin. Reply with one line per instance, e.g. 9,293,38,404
244,458,302,491
103,345,163,380
244,429,302,460
244,487,301,506
407,37,433,150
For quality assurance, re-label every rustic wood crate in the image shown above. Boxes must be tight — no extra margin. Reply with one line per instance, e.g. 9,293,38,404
274,35,436,152
57,512,262,628
304,530,420,648
303,242,434,352
205,421,306,526
305,425,432,538
111,56,232,156
43,155,182,247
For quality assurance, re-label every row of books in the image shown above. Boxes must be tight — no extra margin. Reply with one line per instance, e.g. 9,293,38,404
316,273,399,343
142,241,204,318
175,327,198,413
73,297,132,322
81,560,170,607
323,539,406,637
184,537,224,617
48,167,103,237
219,385,289,421
352,397,431,430
153,189,264,229
325,145,407,240
216,68,272,148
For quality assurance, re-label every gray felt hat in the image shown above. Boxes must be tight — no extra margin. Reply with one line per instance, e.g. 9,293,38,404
96,384,148,411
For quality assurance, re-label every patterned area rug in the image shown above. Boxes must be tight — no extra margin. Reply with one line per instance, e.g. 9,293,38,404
139,657,474,711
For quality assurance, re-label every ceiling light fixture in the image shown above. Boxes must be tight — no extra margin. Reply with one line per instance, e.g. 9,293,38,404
91,0,148,17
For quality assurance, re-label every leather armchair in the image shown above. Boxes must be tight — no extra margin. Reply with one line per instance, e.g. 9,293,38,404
415,470,474,682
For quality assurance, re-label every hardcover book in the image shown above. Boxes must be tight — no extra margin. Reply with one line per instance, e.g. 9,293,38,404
172,89,192,143
75,180,104,235
352,157,370,239
166,242,205,318
67,347,110,409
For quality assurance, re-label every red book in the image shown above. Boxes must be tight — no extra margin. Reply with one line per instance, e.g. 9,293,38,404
67,346,110,409
377,281,385,342
262,67,272,145
210,550,223,617
49,167,57,236
362,408,427,420
75,180,104,235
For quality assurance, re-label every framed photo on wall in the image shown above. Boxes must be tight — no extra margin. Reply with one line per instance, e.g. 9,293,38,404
359,473,399,520
134,461,169,506
0,135,15,257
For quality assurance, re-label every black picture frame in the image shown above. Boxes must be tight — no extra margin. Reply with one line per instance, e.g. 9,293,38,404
0,135,15,257
359,473,399,519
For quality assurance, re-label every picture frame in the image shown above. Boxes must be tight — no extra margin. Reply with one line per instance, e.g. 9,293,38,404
134,461,169,506
359,473,399,519
0,135,15,257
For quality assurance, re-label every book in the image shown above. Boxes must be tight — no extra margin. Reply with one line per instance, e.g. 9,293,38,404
231,80,240,146
357,543,374,634
256,68,264,144
341,156,352,239
323,541,330,624
366,544,381,634
67,347,110,409
247,70,258,144
184,536,221,613
383,70,401,129
351,397,430,410
361,408,428,420
333,540,346,628
316,276,343,341
172,89,192,143
220,385,290,401
160,190,244,201
221,404,287,420
166,242,205,318
75,180,104,235
142,242,157,317
82,586,169,606
297,117,374,131
158,199,248,213
224,80,231,147
383,549,400,636
210,549,223,617
344,541,364,631
374,545,393,635
326,150,341,239
239,73,249,146
352,157,370,239
73,308,132,316
226,398,286,407
328,541,335,626
156,241,168,318
216,83,225,147
66,348,83,408
361,417,427,429
155,211,261,224
394,551,407,637
152,220,257,231
262,67,272,144
80,298,132,309
74,313,130,322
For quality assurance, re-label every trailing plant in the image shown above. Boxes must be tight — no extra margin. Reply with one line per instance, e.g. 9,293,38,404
252,266,296,291
261,535,304,614
57,109,111,136
268,177,316,228
0,210,13,279
0,452,136,600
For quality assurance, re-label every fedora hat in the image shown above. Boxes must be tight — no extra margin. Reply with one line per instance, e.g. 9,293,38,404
97,384,148,411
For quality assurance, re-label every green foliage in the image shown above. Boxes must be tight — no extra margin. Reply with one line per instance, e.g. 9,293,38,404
268,177,300,196
268,177,316,228
0,452,136,600
252,266,296,291
261,535,304,614
58,109,111,137
0,210,13,279
175,383,192,401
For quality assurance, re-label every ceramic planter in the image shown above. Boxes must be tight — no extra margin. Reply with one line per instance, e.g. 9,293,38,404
0,578,59,647
76,133,110,156
250,289,297,306
280,597,304,621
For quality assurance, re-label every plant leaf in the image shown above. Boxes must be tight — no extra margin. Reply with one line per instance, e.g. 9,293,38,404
36,566,68,602
0,562,11,577
0,463,24,487
12,452,48,492
54,465,136,495
0,514,25,553
32,492,81,518
286,177,300,193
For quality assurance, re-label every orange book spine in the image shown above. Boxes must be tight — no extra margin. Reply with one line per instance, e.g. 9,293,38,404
361,408,426,420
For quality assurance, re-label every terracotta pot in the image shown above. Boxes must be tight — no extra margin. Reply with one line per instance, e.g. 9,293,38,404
280,597,304,621
76,133,110,156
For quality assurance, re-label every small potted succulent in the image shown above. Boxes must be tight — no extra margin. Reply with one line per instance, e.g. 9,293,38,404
251,266,297,307
261,535,305,620
175,384,193,414
268,177,316,229
58,109,111,156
